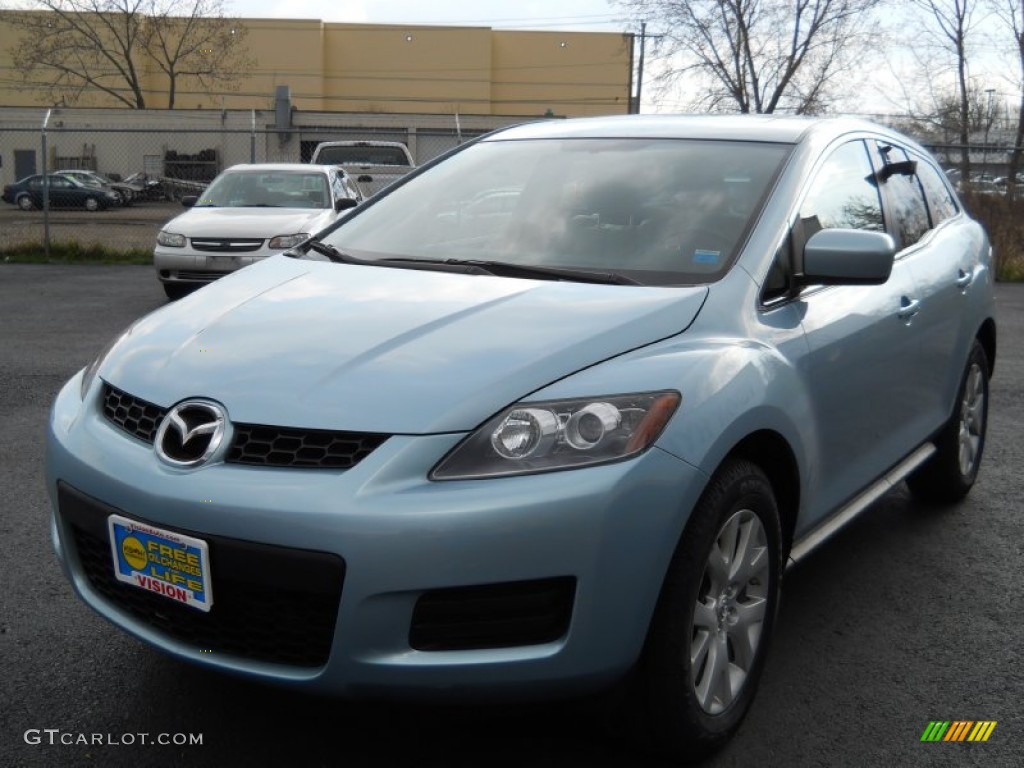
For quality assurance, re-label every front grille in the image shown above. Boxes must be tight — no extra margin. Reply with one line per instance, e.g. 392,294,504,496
190,238,263,253
410,577,576,651
101,384,389,469
227,424,389,468
171,270,223,282
59,483,345,668
103,385,166,443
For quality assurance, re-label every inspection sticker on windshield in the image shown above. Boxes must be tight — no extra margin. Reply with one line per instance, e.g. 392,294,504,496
693,249,720,264
107,515,213,612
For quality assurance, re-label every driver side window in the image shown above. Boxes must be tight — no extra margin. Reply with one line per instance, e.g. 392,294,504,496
763,141,883,302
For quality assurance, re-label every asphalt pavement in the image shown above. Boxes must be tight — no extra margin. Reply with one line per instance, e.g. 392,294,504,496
1,263,1021,768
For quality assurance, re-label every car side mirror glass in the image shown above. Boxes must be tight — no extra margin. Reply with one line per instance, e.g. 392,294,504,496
797,229,896,287
181,195,197,208
335,197,358,212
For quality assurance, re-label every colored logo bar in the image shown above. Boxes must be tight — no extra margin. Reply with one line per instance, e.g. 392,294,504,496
921,721,997,742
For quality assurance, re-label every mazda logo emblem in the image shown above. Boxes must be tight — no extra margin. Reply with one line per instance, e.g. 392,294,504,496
155,400,226,467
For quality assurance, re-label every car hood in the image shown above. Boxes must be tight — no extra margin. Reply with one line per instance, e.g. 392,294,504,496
103,257,708,433
164,207,332,237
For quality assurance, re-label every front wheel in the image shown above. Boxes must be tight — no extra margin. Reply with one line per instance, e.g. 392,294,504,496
907,340,989,503
84,197,100,212
17,194,34,211
631,459,782,762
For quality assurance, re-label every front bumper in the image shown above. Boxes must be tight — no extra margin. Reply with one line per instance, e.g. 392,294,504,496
154,246,273,285
47,373,707,698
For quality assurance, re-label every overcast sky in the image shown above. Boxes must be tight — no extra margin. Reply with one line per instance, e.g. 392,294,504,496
234,0,627,31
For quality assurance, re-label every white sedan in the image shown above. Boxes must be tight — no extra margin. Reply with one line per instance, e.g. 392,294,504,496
154,163,362,300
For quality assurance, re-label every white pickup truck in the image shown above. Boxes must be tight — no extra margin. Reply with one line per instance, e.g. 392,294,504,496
310,140,415,197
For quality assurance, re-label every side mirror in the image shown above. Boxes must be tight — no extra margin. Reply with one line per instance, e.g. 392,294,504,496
335,197,358,212
181,195,197,208
797,229,895,286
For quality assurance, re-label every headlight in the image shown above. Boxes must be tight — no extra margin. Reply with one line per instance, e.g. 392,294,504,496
268,233,310,249
432,391,680,480
157,231,186,247
79,326,134,399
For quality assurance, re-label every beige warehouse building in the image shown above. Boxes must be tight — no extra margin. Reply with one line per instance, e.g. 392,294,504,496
0,12,633,117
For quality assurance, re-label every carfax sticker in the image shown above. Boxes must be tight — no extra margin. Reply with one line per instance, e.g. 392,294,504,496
107,514,213,612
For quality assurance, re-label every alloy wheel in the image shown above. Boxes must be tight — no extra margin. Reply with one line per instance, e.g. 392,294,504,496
958,362,985,477
690,508,770,715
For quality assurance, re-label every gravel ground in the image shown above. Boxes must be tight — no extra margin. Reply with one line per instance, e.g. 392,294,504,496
0,202,181,251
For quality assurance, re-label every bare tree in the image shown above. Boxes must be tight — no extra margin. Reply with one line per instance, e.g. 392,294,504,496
7,0,250,109
991,0,1024,199
615,0,883,114
141,0,250,109
909,1,979,181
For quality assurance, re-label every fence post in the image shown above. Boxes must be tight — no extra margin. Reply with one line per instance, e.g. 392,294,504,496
41,108,51,259
251,110,256,163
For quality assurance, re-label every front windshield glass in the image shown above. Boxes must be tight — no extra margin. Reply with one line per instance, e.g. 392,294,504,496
322,138,790,285
197,170,330,208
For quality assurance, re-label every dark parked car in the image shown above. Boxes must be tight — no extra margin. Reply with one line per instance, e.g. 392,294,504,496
2,174,120,211
56,169,141,206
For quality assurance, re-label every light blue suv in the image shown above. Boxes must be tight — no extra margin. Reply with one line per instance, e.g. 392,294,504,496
46,115,995,761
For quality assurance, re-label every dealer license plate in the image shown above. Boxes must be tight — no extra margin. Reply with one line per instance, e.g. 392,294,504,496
107,514,213,612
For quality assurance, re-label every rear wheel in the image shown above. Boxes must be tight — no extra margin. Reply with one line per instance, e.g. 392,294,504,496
84,197,100,212
17,194,34,211
907,340,989,503
631,459,782,762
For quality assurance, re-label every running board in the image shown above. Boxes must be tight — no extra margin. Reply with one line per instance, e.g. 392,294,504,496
786,443,937,571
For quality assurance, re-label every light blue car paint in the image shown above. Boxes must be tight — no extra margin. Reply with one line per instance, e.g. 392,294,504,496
46,115,996,698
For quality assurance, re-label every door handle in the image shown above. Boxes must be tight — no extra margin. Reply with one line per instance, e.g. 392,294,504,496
898,297,921,320
956,269,973,289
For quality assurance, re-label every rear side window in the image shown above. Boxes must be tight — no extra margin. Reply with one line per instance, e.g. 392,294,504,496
914,157,959,225
799,140,884,236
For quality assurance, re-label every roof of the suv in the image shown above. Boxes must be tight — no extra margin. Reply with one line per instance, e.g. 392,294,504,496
485,114,904,146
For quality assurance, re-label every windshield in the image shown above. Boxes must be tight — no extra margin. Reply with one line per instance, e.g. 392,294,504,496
321,138,789,285
197,170,330,208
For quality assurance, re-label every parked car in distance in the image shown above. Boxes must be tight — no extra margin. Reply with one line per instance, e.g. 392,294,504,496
1,174,120,211
153,163,362,299
310,140,415,196
48,116,995,762
56,169,140,206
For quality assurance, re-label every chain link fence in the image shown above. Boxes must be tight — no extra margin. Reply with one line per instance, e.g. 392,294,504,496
3,117,1021,262
0,119,490,256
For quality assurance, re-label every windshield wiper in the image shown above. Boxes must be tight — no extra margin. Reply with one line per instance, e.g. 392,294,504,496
439,259,640,285
299,239,361,263
294,246,638,285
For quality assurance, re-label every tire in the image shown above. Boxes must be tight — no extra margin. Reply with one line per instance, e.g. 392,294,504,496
907,340,989,504
630,459,782,762
17,195,34,211
84,197,100,212
162,282,195,301
111,191,125,206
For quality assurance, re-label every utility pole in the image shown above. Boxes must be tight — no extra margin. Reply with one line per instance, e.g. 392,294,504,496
635,21,647,114
632,22,662,114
